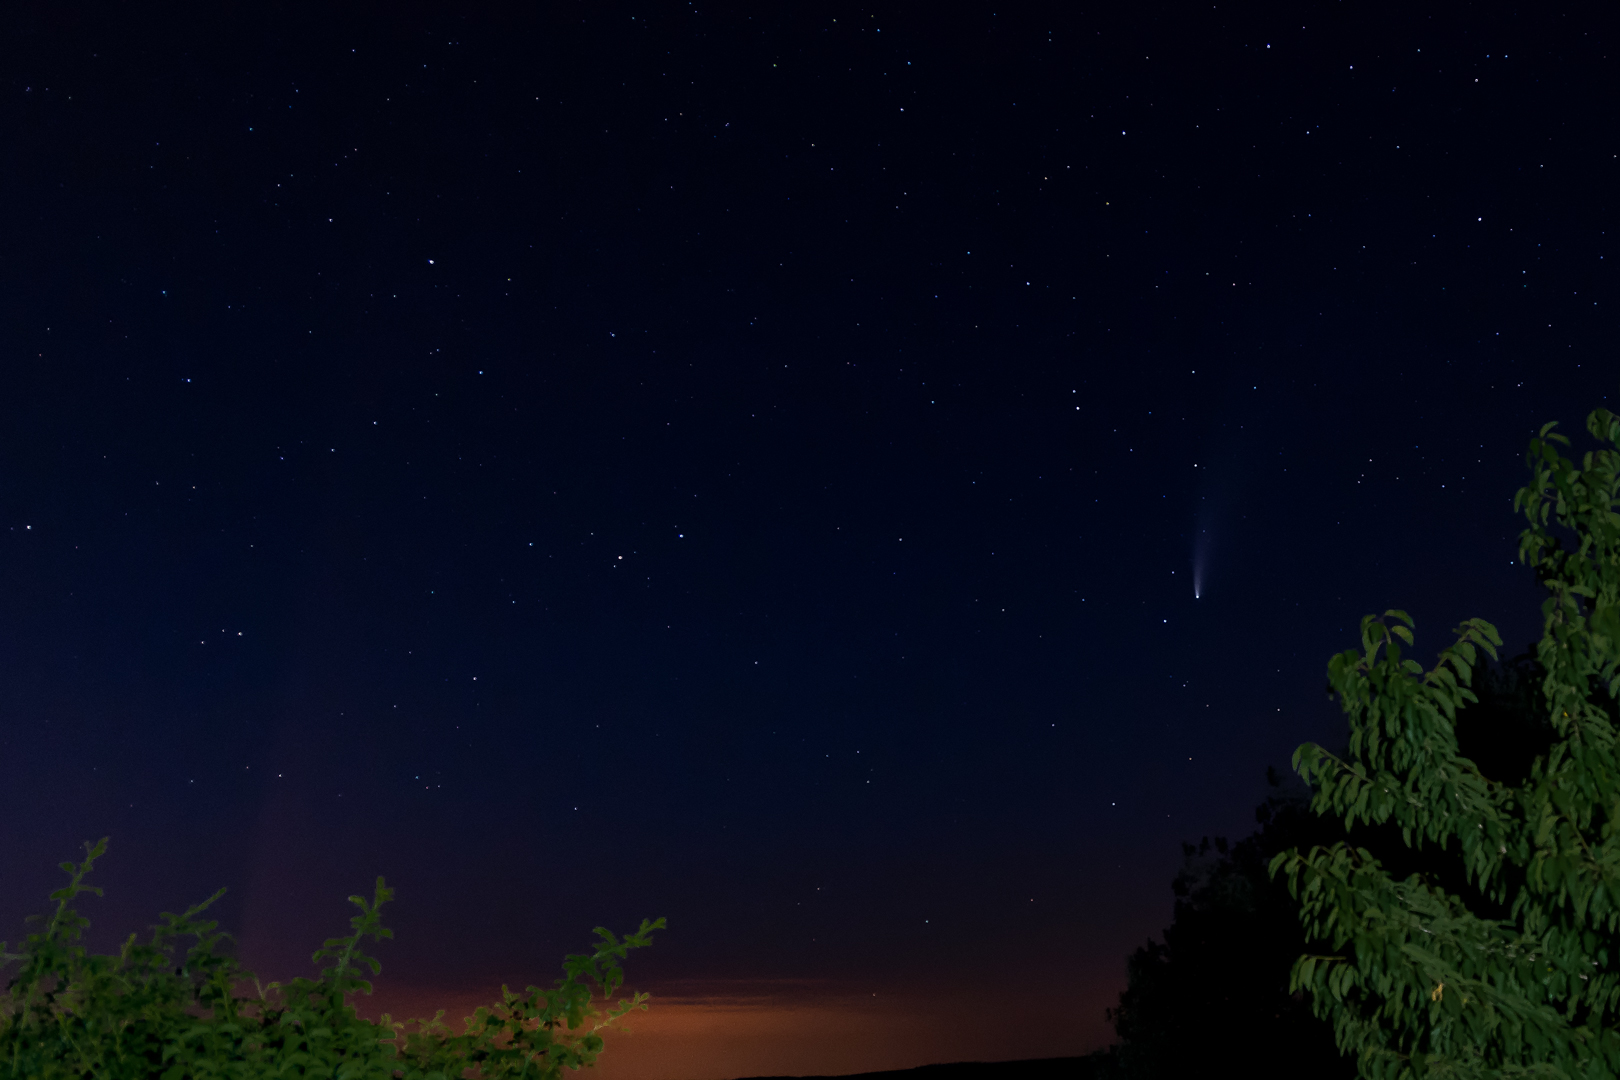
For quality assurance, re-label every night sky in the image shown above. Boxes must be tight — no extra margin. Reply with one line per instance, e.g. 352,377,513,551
2,2,1614,1075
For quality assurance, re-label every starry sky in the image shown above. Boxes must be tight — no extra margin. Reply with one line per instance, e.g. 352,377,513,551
2,1,1614,1075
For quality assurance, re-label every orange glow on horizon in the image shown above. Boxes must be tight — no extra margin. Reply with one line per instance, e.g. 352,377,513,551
362,980,1113,1080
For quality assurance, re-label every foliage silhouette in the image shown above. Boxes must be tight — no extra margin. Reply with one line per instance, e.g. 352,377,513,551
0,840,663,1079
1096,645,1563,1078
1274,406,1620,1078
1098,774,1355,1080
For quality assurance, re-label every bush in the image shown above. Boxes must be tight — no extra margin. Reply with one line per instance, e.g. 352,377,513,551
0,838,663,1079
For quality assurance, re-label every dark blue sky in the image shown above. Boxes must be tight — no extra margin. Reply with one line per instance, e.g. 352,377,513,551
1,0,1613,1065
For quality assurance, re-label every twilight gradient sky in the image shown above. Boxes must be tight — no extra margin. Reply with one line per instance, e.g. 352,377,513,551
2,1,1614,1074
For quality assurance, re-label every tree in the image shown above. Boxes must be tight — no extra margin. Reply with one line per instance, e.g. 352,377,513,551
1274,406,1620,1079
0,838,663,1079
1100,773,1354,1080
1093,649,1555,1080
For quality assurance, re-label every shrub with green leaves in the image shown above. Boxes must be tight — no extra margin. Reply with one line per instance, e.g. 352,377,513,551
0,838,663,1079
1274,406,1620,1078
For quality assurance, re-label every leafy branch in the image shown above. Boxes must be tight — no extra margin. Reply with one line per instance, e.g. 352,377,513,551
0,844,663,1080
1274,406,1620,1079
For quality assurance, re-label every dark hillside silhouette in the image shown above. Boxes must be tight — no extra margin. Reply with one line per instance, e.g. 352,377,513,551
733,1058,1099,1080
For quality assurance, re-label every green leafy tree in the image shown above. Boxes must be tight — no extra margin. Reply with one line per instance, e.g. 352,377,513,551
1091,653,1553,1080
1274,406,1620,1079
0,838,664,1079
